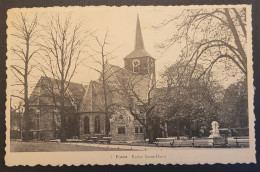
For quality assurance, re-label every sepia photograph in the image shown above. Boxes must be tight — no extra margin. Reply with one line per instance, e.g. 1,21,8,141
5,5,255,165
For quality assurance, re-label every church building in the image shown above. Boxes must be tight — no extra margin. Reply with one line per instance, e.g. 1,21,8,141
24,15,158,142
78,15,156,142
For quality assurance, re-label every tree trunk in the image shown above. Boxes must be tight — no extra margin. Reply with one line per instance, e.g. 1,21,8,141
60,79,66,142
144,126,149,141
224,8,247,72
23,100,30,141
148,127,154,144
23,41,30,142
101,47,110,137
60,107,66,142
177,121,180,140
52,110,56,139
105,112,110,136
189,119,192,139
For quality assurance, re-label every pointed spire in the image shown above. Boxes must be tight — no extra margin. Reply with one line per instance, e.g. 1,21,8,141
135,14,145,50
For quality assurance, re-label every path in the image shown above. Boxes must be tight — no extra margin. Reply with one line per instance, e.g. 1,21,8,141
64,142,185,151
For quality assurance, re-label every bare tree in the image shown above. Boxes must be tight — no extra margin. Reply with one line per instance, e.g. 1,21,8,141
119,74,158,143
10,12,39,141
86,30,119,136
38,13,89,142
155,8,247,79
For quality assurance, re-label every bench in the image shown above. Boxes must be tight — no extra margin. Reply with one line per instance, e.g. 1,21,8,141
99,137,112,144
234,137,249,147
50,139,61,143
66,139,83,142
85,136,98,143
66,136,83,143
173,139,193,147
193,138,213,147
154,138,174,147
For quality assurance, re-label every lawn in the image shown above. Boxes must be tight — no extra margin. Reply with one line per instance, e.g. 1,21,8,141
10,141,130,152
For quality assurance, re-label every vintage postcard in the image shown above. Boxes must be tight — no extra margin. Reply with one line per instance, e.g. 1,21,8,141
5,5,255,166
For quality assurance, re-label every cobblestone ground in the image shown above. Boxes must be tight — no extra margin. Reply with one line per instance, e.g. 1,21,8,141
10,141,133,152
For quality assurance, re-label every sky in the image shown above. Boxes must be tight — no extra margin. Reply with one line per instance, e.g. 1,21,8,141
6,5,250,107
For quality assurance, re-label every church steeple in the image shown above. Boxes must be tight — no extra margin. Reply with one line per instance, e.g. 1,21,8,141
135,14,145,50
124,14,156,84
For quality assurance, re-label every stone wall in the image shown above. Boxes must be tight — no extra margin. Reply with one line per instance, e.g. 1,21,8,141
28,106,79,141
29,106,60,141
110,110,144,143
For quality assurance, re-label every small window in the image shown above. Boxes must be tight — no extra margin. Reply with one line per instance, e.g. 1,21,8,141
94,116,100,133
135,126,139,133
84,116,90,134
132,59,140,74
118,126,125,134
140,126,143,133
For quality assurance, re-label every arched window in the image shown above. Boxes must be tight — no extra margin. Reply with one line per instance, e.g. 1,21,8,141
94,116,100,133
132,59,140,74
84,116,90,134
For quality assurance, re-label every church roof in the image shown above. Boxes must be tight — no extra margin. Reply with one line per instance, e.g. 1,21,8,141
124,15,154,60
124,49,152,59
79,80,104,112
79,63,151,113
29,76,85,107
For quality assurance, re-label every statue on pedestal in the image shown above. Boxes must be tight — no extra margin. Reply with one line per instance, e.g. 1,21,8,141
209,121,221,138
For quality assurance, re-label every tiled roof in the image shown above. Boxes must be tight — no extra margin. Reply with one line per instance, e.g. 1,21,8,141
29,76,85,107
79,62,152,113
124,48,153,59
67,81,86,105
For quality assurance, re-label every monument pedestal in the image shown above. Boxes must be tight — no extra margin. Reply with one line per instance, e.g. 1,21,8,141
213,136,227,147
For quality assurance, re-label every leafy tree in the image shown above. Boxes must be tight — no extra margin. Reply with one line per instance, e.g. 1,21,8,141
218,78,248,128
158,61,223,138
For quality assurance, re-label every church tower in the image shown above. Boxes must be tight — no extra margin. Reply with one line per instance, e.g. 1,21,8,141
124,15,156,83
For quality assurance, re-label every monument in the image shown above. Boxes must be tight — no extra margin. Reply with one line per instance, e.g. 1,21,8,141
209,121,221,138
209,121,227,146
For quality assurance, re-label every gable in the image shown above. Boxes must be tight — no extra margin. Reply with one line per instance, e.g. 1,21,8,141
29,76,85,107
